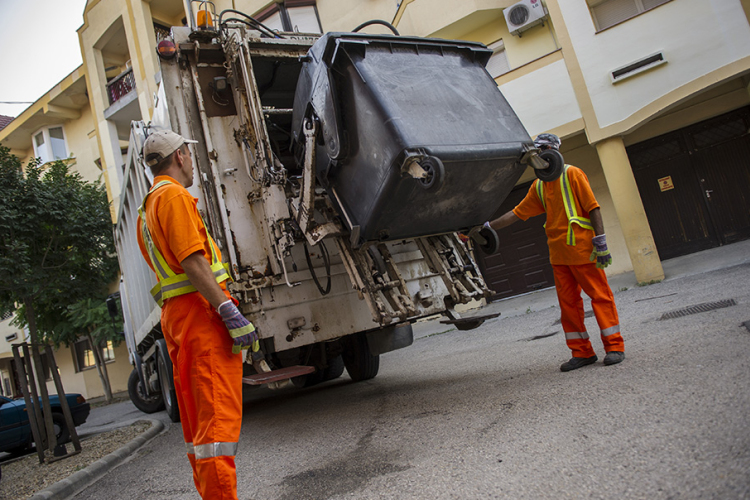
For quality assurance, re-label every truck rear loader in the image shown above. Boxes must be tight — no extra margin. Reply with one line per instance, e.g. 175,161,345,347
114,13,560,421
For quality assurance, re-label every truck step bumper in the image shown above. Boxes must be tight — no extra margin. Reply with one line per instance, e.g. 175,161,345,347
242,365,316,385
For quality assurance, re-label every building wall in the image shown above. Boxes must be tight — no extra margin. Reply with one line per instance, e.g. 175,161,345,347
45,341,131,400
79,0,165,222
553,0,750,142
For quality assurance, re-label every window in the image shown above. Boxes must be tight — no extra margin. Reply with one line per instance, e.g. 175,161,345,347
74,338,115,372
486,40,510,78
33,126,68,163
588,0,671,31
256,1,322,34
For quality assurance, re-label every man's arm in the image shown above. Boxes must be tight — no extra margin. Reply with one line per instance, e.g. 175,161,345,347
487,211,521,231
181,252,228,309
589,208,604,236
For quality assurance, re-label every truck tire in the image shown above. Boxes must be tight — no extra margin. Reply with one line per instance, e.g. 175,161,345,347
128,369,164,414
292,354,346,388
157,342,180,423
342,332,380,382
323,355,345,381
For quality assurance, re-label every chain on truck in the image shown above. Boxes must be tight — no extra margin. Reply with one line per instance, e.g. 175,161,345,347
114,5,563,421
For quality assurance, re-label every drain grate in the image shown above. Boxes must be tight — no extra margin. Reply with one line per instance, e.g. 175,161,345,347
659,299,737,320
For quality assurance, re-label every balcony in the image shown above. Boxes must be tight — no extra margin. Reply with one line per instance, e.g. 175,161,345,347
104,68,141,141
107,68,136,106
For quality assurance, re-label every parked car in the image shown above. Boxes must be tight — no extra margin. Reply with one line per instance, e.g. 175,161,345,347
0,394,90,455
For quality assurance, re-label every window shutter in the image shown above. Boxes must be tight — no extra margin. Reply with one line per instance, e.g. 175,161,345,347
592,0,639,30
287,5,321,33
486,40,510,78
641,0,670,10
261,11,284,32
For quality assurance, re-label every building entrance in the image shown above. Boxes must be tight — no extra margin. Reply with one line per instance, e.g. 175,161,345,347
627,106,750,260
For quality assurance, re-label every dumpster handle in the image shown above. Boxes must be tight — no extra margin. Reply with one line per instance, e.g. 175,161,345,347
351,19,400,36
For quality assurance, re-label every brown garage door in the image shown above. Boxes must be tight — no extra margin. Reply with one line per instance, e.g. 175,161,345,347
476,181,554,300
627,106,750,260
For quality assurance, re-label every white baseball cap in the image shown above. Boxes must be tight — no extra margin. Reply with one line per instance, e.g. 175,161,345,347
143,130,198,167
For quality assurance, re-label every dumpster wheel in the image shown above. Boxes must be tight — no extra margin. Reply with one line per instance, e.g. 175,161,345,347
535,149,564,182
418,156,445,191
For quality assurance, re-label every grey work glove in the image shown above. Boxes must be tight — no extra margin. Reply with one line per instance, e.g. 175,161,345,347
218,298,259,354
468,221,492,246
590,234,612,269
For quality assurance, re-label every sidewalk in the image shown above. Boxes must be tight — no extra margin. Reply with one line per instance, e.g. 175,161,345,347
414,238,750,338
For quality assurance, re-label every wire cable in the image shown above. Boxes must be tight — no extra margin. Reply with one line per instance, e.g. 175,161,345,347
351,19,400,36
219,9,282,38
304,240,331,295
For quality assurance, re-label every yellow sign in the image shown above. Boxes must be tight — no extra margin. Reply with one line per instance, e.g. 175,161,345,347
658,176,674,192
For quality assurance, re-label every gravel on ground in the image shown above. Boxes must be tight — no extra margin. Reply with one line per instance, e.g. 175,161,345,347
0,421,152,500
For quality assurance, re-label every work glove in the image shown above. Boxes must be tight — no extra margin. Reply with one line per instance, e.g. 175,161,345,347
467,221,492,246
590,234,612,269
218,298,259,354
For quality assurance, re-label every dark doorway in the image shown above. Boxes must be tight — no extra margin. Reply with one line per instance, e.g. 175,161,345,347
627,106,750,260
476,181,554,300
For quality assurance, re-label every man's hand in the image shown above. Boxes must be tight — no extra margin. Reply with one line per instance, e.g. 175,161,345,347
218,299,260,353
590,234,612,269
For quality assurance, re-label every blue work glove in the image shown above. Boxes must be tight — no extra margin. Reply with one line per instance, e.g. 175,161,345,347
217,299,259,354
590,234,612,269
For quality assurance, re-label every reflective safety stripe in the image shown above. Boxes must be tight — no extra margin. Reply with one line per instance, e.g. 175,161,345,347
193,441,238,460
535,165,593,246
140,179,231,306
564,331,590,340
601,325,621,337
186,442,194,455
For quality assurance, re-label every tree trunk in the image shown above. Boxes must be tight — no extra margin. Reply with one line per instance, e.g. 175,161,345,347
87,332,112,403
23,296,57,457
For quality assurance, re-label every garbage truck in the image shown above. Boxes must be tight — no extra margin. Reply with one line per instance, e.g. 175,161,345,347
114,13,562,421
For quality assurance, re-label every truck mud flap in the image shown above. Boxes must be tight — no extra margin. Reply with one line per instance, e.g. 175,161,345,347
365,322,414,356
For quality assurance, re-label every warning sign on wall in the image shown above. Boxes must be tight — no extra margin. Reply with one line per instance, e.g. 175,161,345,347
658,176,674,192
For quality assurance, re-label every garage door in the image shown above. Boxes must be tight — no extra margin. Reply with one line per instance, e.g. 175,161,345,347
476,181,554,300
627,106,750,260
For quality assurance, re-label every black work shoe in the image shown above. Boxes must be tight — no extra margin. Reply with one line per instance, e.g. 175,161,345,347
560,355,598,372
603,351,625,366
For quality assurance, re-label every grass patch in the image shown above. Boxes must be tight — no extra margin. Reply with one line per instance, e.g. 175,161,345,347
637,279,662,287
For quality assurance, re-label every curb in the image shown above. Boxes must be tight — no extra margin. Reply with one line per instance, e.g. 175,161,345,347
28,419,165,500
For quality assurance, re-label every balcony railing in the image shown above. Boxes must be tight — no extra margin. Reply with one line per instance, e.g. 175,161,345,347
107,68,136,106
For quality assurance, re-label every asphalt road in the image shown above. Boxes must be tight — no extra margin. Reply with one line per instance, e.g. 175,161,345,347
74,263,750,500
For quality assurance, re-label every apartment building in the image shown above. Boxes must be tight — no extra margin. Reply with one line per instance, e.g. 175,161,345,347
0,68,132,399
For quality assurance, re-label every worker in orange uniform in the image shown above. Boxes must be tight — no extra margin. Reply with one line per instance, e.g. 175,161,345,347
484,134,625,372
137,130,258,499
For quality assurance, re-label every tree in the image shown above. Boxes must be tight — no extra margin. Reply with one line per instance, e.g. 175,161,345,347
51,298,123,403
0,146,119,406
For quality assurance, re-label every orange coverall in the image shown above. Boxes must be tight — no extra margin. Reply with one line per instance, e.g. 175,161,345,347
137,175,242,500
513,166,625,358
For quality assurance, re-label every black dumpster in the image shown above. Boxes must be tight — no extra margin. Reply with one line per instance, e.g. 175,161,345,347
292,33,532,246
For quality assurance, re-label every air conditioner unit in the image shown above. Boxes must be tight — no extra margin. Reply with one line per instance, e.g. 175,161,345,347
504,0,548,37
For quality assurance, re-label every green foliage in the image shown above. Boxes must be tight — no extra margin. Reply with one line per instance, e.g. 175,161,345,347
0,145,119,344
636,279,662,287
49,298,123,349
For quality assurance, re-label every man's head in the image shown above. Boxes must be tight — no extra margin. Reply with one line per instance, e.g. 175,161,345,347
143,130,198,175
534,133,561,151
